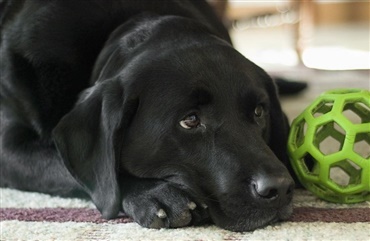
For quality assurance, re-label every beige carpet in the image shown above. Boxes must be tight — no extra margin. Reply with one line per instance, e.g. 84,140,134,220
1,187,369,241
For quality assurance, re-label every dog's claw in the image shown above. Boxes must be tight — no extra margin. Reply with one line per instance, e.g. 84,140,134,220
201,203,208,209
188,202,197,210
156,209,167,219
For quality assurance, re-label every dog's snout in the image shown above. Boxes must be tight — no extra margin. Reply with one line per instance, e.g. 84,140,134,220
252,175,294,205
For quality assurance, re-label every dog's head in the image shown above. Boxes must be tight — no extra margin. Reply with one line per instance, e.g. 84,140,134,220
53,16,294,231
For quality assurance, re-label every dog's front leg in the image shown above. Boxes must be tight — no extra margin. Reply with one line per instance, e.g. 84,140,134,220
120,176,210,229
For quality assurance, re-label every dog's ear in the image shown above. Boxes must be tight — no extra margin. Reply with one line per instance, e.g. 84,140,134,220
265,76,302,185
52,80,137,219
264,77,290,166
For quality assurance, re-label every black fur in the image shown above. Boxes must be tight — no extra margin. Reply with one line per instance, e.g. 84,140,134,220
0,0,295,231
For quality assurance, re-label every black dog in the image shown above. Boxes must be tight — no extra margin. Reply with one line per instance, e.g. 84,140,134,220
0,0,295,231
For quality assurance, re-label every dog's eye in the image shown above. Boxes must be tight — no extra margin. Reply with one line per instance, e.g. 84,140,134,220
180,114,200,129
254,105,264,117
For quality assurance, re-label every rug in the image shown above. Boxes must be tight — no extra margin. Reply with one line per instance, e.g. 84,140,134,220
1,188,369,241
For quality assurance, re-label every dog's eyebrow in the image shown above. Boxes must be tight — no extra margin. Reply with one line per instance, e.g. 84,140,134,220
240,88,270,110
190,88,213,106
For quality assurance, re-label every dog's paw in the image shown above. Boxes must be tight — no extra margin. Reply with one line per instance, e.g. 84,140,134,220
122,181,209,229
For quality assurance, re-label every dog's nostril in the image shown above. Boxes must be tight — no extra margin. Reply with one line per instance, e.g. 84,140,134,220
263,188,278,199
253,183,279,199
252,176,294,201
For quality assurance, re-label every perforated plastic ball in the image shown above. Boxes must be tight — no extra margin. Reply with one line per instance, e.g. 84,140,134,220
288,89,370,203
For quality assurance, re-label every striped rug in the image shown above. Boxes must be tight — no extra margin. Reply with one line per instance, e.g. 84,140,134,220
1,188,369,241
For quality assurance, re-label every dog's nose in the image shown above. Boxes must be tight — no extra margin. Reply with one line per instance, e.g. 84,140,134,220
252,175,294,206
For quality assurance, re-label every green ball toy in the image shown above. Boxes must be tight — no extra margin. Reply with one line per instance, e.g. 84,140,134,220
288,88,370,203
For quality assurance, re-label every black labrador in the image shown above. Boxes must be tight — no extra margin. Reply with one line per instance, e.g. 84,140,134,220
0,0,296,232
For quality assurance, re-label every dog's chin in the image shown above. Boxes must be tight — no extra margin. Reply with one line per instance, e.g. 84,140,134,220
210,202,293,232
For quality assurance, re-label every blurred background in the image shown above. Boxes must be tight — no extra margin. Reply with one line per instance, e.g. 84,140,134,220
210,0,369,70
209,0,369,120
